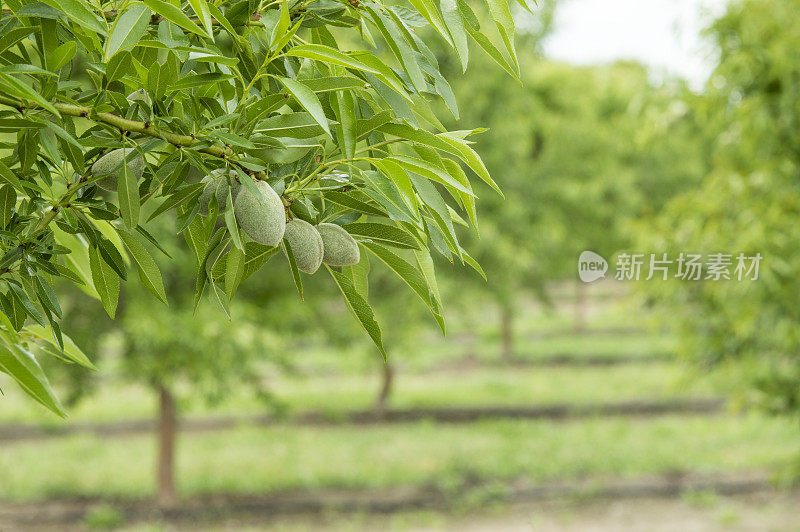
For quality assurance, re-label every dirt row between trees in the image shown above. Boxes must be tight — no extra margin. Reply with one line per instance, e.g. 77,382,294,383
0,472,773,530
0,398,724,443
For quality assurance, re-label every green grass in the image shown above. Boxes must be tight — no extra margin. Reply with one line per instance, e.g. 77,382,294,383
0,414,796,502
0,361,712,425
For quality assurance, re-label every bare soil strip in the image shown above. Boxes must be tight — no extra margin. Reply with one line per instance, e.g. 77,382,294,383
0,472,771,529
0,398,724,443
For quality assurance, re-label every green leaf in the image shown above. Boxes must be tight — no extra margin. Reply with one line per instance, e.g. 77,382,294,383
334,90,356,159
27,325,96,370
388,156,475,196
117,157,140,231
284,45,380,75
0,184,16,229
147,59,170,101
327,267,387,360
39,0,108,36
459,245,486,280
278,77,332,138
105,5,151,60
282,240,304,300
303,76,367,93
208,280,231,320
0,160,25,192
206,3,241,44
183,213,208,265
324,190,385,216
7,281,46,327
34,275,62,319
365,8,425,92
360,169,419,224
414,248,445,332
148,183,205,221
254,112,326,139
377,122,499,194
141,0,210,38
224,190,244,251
344,222,421,249
441,0,468,71
50,41,77,71
270,0,291,51
484,0,518,72
168,72,234,92
437,132,502,195
241,243,280,282
344,248,370,298
0,73,59,116
406,0,452,44
116,229,168,304
106,51,132,82
0,342,66,417
0,27,36,56
88,245,120,318
188,0,214,38
363,241,442,319
224,246,245,300
460,0,519,80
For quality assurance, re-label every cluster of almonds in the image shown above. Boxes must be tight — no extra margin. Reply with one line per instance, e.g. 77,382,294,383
90,157,359,274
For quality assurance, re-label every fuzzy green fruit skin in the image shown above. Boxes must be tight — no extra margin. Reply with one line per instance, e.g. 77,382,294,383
90,148,144,191
199,169,241,215
234,180,285,246
283,219,324,274
317,223,360,266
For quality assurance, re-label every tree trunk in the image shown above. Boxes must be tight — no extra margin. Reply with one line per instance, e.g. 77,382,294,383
501,305,514,363
157,385,177,507
375,361,394,411
574,280,587,333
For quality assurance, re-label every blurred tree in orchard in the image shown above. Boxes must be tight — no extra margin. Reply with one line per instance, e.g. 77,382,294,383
0,0,526,430
638,0,800,423
433,52,709,359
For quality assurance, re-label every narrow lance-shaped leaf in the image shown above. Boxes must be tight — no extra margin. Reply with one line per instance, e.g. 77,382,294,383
88,245,120,318
327,267,387,360
141,0,210,38
283,240,304,300
116,229,168,304
0,342,66,417
105,5,151,60
0,185,16,229
278,77,332,138
118,155,140,231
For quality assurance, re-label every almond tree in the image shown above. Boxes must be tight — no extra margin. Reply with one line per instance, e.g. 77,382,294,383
0,0,525,419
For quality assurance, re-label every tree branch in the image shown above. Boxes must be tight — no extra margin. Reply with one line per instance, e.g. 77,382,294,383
0,93,233,159
0,9,265,26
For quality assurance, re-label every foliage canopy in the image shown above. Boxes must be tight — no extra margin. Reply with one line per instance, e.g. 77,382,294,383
0,0,525,415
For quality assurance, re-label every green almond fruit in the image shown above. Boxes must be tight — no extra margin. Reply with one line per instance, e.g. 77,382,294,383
317,223,360,266
283,219,324,274
199,169,241,215
234,180,286,246
90,148,144,191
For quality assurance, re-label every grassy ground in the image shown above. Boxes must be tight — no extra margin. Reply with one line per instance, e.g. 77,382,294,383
2,284,794,525
0,361,713,425
1,414,797,502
